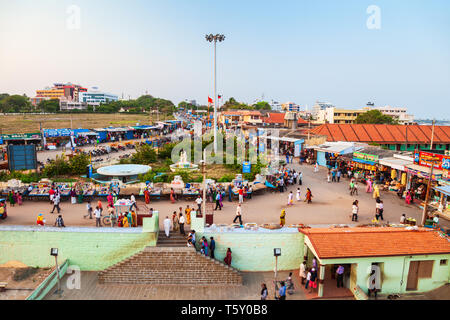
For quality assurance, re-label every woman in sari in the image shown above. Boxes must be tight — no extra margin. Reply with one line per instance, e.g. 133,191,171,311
405,190,412,204
17,192,23,206
122,215,129,228
172,211,179,231
126,212,133,227
131,211,137,227
366,178,373,193
144,189,150,204
280,209,286,226
170,188,176,204
185,206,192,225
224,248,232,266
8,191,15,207
305,188,313,204
373,184,380,199
107,193,114,207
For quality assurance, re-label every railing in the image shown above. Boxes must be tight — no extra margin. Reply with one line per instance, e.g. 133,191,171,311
26,259,70,300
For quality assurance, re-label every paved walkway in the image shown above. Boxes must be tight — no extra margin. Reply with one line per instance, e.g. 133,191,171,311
45,270,306,300
5,161,437,229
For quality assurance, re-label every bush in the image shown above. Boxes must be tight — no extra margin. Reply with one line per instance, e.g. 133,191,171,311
69,153,90,175
157,143,176,160
217,174,234,182
131,144,157,164
43,155,71,177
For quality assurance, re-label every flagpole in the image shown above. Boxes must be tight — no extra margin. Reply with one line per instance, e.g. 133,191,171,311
213,40,217,153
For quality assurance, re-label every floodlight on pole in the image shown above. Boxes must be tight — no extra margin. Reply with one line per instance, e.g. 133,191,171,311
205,33,226,153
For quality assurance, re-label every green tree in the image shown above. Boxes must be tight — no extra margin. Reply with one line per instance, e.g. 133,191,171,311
253,101,271,110
0,95,32,113
355,110,397,124
38,99,59,113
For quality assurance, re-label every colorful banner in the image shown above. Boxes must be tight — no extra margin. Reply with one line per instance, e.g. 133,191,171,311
242,161,251,173
414,151,450,172
1,133,41,140
353,152,379,162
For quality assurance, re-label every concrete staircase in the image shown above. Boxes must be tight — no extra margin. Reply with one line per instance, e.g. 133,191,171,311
157,231,188,247
98,246,242,285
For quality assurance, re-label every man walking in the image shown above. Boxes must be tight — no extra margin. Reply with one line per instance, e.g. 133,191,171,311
50,192,61,214
130,193,138,211
94,206,102,227
298,171,303,185
214,192,221,210
233,204,243,225
179,213,185,235
238,187,244,204
163,216,171,238
195,195,202,213
337,170,341,182
209,237,216,259
336,265,345,288
84,201,93,219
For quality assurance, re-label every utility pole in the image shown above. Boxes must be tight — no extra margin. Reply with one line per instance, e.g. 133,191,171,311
202,149,206,217
421,159,436,226
430,119,435,150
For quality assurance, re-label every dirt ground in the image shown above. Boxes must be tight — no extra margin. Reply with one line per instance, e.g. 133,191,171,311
0,264,53,300
0,113,172,134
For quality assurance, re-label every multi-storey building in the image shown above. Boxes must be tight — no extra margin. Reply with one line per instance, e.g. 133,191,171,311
315,107,365,124
281,102,301,112
78,87,119,106
32,83,87,106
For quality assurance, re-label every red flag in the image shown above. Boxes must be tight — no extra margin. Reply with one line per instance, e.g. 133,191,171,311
218,95,222,99
208,96,213,104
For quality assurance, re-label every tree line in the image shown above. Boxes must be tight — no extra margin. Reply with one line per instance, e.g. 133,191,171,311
0,93,176,114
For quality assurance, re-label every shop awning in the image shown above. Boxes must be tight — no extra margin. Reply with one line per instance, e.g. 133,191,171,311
406,163,444,180
435,185,450,196
379,157,413,171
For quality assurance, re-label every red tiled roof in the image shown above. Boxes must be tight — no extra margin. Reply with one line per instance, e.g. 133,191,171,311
221,110,262,116
300,227,450,259
264,113,285,124
310,124,450,144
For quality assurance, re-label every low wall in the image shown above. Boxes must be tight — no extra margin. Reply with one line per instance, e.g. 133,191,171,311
0,226,157,271
197,227,304,272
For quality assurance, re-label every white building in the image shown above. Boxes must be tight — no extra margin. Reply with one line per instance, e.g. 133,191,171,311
78,87,119,106
375,105,415,125
270,100,282,111
59,98,88,111
312,101,335,116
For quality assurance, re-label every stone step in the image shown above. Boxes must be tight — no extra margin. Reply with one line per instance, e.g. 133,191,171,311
98,247,242,285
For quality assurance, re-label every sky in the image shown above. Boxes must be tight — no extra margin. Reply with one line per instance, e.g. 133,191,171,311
0,0,449,119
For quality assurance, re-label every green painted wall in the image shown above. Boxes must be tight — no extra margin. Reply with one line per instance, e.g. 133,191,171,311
322,254,450,295
198,229,304,272
0,227,157,271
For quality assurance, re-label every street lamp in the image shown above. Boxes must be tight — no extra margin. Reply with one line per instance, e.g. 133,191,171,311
205,33,226,153
50,248,63,296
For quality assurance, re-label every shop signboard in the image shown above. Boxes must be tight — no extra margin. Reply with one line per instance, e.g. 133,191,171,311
43,129,74,138
1,133,41,141
353,152,379,163
414,151,449,171
242,161,251,173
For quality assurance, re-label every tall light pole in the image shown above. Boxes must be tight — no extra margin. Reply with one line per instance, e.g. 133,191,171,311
205,33,225,153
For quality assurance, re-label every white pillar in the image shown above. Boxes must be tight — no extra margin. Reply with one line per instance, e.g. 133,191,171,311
318,264,325,297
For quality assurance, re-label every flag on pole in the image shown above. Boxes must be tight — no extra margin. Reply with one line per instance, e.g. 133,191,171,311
218,95,222,99
208,96,213,104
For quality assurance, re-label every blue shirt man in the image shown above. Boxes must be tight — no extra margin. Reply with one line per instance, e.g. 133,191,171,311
278,282,287,300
